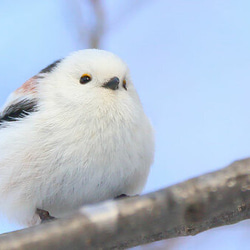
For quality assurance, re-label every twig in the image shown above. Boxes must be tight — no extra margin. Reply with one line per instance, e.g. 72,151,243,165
89,0,105,48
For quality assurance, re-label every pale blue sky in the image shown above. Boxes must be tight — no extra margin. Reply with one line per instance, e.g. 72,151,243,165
0,1,250,249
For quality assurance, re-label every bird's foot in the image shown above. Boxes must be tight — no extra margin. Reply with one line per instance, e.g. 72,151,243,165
115,194,140,200
115,194,129,199
36,208,56,223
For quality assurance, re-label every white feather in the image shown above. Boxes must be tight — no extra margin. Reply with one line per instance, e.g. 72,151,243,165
0,49,154,226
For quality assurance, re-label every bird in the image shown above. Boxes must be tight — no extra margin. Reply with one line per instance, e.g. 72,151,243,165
0,49,154,227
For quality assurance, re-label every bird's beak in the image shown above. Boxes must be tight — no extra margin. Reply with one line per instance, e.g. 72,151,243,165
102,77,120,90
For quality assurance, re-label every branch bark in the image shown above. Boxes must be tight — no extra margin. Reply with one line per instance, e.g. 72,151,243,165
0,158,250,249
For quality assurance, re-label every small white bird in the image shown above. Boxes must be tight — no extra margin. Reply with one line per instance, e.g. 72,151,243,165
0,49,154,227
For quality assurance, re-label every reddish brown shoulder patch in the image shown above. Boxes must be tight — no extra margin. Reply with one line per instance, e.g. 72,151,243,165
15,76,38,94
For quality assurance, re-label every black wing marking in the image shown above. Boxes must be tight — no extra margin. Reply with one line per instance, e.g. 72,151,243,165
39,59,62,74
0,99,38,126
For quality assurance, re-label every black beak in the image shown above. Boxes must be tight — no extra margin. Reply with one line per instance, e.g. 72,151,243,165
103,77,120,90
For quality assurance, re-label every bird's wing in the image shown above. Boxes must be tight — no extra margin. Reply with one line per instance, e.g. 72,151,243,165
0,76,39,126
0,59,62,126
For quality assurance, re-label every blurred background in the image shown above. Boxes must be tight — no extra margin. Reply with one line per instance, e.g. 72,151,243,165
1,0,250,249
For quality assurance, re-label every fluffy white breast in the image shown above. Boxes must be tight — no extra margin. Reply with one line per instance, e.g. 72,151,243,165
0,49,155,225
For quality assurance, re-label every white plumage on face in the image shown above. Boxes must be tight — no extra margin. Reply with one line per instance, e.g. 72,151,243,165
0,49,154,227
42,49,132,102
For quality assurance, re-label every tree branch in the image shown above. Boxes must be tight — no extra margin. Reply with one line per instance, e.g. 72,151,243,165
0,158,250,249
69,0,105,48
89,0,105,48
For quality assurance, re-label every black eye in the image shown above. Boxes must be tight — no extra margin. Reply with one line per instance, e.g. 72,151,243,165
80,74,92,84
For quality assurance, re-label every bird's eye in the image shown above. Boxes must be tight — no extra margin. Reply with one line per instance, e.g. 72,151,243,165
123,79,127,90
80,74,92,84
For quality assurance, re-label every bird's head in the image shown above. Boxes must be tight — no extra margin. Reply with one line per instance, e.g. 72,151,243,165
38,49,138,108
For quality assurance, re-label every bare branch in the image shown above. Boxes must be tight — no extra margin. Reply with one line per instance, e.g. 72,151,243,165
65,1,149,49
89,0,105,48
67,0,105,48
0,158,250,249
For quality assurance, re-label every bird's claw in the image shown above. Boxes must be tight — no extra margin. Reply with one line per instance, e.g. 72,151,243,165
36,208,56,223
